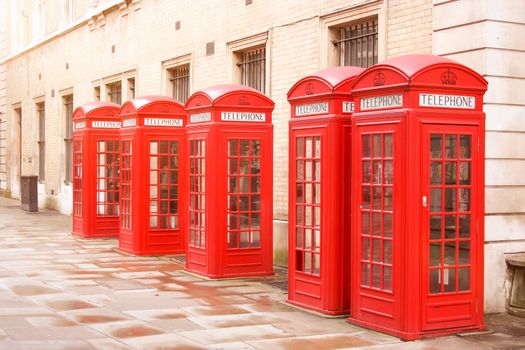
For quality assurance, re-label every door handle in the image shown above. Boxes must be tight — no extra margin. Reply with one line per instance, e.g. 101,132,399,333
422,195,428,208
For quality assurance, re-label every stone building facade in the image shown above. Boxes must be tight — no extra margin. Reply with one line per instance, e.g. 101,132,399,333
0,0,523,313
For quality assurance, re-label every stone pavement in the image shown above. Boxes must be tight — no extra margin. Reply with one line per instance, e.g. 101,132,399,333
0,196,524,350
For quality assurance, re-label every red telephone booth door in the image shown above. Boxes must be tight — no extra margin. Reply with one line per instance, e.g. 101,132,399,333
146,137,183,249
353,122,400,330
421,124,480,331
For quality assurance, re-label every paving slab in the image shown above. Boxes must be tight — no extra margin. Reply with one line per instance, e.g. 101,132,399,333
0,196,524,349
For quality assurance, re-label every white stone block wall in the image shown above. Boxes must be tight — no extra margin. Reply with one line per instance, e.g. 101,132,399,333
433,0,525,313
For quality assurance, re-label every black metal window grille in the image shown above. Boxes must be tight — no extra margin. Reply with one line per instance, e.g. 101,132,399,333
169,65,190,104
107,81,122,105
37,102,45,181
238,47,266,93
335,18,378,68
64,95,73,184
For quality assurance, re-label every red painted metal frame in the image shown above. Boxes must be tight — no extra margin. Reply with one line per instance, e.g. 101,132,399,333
118,96,188,255
72,102,121,238
348,54,487,340
185,84,275,278
286,67,364,315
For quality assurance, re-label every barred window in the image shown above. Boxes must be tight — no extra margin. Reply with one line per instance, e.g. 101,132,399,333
106,81,122,105
335,18,378,68
237,47,266,93
37,102,45,181
63,95,74,184
168,65,190,104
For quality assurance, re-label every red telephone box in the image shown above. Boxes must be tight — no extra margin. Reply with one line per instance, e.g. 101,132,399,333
72,102,121,238
286,66,364,315
348,54,487,339
184,84,274,278
119,96,188,255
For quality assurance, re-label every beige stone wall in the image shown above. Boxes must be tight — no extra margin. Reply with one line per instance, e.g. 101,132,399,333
387,0,433,56
3,0,434,215
433,0,525,313
0,0,7,191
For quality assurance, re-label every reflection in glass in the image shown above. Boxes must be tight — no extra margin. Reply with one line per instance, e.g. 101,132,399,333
240,140,250,156
251,140,261,156
296,228,303,248
314,230,320,251
296,205,303,224
251,231,260,248
445,162,456,185
459,214,471,238
362,212,370,235
460,135,471,158
229,158,238,174
384,239,392,264
305,229,312,249
159,141,168,154
305,184,312,203
445,188,456,212
445,135,457,159
430,162,442,185
430,188,442,212
372,238,381,262
459,241,470,264
458,267,470,291
460,162,471,185
240,195,249,211
314,160,320,181
373,134,381,158
304,252,311,273
384,134,393,158
305,138,312,158
373,161,382,184
314,206,320,227
296,138,304,157
445,215,456,239
384,187,393,211
296,184,303,203
229,139,238,156
240,158,250,174
362,161,371,183
383,266,392,292
372,264,381,288
444,242,456,266
313,254,320,275
362,237,370,260
430,216,442,240
228,231,238,248
372,213,381,236
296,161,304,180
251,176,260,193
384,214,393,237
459,188,470,211
150,216,158,228
373,186,382,210
362,135,371,158
430,242,441,266
429,269,441,294
362,186,371,209
444,268,456,292
362,263,370,285
314,137,321,158
305,160,312,181
384,160,393,184
240,231,249,248
430,135,442,158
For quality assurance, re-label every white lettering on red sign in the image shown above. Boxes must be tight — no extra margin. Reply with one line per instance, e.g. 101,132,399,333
92,121,121,128
342,101,355,113
220,112,265,122
419,93,475,109
295,102,329,116
122,119,137,127
360,94,403,110
190,112,212,123
144,118,184,127
74,121,86,130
